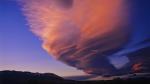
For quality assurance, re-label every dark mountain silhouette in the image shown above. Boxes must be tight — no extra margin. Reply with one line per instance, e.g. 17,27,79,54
0,70,150,84
0,70,76,84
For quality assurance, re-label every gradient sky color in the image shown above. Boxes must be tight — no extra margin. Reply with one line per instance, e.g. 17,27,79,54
0,0,85,76
1,0,150,78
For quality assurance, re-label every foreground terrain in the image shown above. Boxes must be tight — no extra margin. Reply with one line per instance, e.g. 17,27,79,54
0,71,150,84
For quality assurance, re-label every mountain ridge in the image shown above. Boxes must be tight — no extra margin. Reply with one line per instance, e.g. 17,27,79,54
0,70,150,84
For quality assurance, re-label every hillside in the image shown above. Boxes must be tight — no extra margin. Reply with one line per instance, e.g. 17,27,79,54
0,71,150,84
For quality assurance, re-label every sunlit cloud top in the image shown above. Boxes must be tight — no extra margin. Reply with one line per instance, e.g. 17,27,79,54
18,0,150,75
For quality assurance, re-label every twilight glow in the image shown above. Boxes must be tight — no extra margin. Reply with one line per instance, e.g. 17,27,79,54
17,0,150,75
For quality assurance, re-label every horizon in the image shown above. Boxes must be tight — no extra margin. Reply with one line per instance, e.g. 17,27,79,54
0,0,150,80
0,0,86,77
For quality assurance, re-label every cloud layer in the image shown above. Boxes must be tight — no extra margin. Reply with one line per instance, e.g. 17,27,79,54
18,0,150,75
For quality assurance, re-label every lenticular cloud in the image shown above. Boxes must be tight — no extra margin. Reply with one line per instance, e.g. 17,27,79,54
18,0,150,75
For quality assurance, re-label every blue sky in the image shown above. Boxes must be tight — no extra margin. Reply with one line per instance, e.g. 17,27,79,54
0,0,85,76
0,0,150,77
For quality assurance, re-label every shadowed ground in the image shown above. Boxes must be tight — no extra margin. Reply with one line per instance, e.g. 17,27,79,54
0,70,150,84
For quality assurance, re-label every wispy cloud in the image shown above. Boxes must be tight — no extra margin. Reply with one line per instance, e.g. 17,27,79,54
18,0,150,75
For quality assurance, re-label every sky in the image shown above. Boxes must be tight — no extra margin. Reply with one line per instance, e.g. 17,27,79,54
0,0,85,77
0,0,150,78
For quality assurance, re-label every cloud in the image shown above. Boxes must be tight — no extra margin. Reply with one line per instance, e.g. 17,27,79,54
18,0,150,75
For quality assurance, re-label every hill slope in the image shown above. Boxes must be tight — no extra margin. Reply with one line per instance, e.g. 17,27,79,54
0,70,150,84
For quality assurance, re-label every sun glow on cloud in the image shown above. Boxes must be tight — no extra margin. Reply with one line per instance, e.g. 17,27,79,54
18,0,150,75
